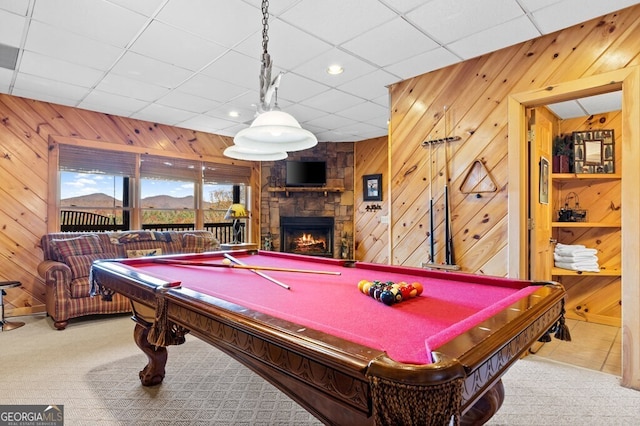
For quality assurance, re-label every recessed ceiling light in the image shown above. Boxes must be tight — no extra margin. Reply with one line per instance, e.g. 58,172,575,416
229,111,240,118
327,64,344,75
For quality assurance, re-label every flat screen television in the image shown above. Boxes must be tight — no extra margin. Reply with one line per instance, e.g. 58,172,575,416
285,160,327,187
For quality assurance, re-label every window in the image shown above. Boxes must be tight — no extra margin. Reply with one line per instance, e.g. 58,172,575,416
56,144,251,234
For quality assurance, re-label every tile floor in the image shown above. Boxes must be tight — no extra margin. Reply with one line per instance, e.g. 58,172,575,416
530,318,621,375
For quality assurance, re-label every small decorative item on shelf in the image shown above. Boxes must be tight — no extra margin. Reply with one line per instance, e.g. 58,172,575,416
552,134,573,173
263,232,272,251
572,129,614,174
557,192,587,222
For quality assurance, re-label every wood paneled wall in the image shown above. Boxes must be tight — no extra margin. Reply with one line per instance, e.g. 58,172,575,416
0,94,257,315
387,4,640,274
354,136,388,263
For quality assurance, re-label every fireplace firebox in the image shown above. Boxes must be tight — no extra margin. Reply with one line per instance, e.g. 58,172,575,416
280,216,334,257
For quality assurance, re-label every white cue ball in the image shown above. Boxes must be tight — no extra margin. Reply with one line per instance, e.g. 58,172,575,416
222,258,232,265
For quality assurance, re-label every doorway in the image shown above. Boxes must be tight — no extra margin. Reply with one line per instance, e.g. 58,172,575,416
506,66,640,389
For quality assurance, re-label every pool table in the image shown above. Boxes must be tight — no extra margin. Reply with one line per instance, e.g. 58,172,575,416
90,250,566,425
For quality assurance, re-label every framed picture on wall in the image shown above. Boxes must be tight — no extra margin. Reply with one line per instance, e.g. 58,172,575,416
539,156,549,204
363,174,382,201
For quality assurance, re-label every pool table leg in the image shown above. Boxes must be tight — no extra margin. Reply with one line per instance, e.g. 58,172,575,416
460,379,505,425
133,322,167,386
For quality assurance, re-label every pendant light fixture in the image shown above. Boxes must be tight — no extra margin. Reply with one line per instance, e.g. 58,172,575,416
224,0,317,161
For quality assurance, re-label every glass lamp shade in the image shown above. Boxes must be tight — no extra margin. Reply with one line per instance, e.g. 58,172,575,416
224,203,249,220
223,145,287,161
233,110,318,152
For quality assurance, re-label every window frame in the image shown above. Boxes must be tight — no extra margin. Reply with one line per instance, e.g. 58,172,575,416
48,137,251,234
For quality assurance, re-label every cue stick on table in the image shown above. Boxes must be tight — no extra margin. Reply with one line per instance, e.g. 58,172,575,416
223,253,291,290
151,258,340,275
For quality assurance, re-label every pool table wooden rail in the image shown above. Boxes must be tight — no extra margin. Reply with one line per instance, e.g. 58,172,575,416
90,256,566,426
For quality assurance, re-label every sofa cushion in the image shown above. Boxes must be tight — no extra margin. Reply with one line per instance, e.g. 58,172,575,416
65,253,115,280
51,235,104,262
183,233,218,253
126,248,163,258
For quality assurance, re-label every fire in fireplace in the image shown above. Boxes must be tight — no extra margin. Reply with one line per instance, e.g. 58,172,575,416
280,216,334,257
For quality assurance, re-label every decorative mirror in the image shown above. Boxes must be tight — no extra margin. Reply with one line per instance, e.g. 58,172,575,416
573,130,614,174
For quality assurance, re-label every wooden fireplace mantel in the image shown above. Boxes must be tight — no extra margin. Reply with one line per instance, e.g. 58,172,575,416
267,187,345,197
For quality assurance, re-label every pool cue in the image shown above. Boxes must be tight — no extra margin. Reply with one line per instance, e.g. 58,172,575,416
443,107,456,266
428,136,435,263
151,258,340,275
223,253,290,290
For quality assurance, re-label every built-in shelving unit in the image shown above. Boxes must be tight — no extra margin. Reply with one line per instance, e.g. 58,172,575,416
267,187,345,197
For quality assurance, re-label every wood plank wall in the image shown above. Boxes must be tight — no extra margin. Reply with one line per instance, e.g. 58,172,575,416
0,94,256,315
386,4,640,275
354,136,389,263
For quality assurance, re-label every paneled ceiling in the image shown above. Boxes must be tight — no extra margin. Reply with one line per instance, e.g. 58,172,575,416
0,0,637,142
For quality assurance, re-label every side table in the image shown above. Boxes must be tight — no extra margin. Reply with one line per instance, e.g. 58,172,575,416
0,281,25,331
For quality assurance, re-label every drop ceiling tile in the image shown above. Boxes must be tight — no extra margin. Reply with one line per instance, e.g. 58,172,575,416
19,51,104,87
132,103,197,125
110,51,193,89
407,0,525,44
518,0,564,13
242,0,300,15
0,8,26,47
447,15,540,60
546,100,586,119
95,73,170,102
379,0,431,14
24,21,123,70
0,68,12,92
31,0,148,47
156,91,222,114
178,113,239,134
532,0,640,34
129,20,228,71
384,47,461,80
108,0,167,16
178,73,250,103
0,0,30,15
200,50,261,90
79,90,149,115
336,101,389,122
276,73,329,103
306,113,354,130
282,103,329,124
303,89,365,114
234,18,333,72
11,87,82,107
205,103,257,124
13,72,90,101
279,0,396,45
341,17,439,67
290,48,377,88
337,69,398,100
578,91,622,115
156,0,258,48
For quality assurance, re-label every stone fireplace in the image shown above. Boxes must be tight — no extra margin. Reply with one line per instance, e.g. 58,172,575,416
280,217,334,257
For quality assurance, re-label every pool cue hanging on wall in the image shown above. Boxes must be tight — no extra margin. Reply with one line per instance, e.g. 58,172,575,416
420,107,461,271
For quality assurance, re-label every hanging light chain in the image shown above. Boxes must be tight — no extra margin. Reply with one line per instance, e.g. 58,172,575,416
261,0,270,56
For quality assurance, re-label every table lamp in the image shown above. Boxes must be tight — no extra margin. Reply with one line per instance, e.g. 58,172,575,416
224,203,249,244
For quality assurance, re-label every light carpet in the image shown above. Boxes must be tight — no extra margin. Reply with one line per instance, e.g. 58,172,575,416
1,314,639,425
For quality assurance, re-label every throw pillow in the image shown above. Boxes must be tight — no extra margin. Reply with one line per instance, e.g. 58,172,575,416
51,235,103,262
182,234,218,253
65,253,114,280
126,248,163,258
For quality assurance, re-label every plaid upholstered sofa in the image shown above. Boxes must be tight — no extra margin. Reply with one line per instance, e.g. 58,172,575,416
37,230,220,330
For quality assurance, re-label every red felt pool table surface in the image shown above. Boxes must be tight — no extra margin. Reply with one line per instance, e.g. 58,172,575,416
123,251,538,365
90,250,566,425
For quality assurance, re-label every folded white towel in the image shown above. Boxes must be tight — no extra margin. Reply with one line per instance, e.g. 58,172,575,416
554,253,599,262
555,243,585,250
555,247,598,256
555,261,600,272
